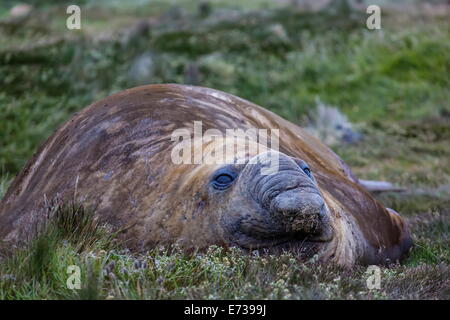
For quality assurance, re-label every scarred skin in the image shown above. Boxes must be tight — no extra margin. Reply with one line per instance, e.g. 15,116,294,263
0,84,412,266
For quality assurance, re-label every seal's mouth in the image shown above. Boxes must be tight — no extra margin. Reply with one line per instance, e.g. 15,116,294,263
235,224,334,256
233,199,334,256
238,237,332,258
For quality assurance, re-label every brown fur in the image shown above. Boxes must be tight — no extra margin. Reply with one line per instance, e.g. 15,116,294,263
0,84,411,266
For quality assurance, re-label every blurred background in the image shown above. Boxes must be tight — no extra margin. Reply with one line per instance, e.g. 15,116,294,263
0,0,449,284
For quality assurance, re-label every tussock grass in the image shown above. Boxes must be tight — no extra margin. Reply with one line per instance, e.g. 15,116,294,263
0,174,11,199
43,201,116,252
0,202,115,299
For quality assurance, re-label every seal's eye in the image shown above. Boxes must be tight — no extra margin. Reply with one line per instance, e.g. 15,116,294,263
303,167,312,178
211,168,237,190
299,163,313,179
216,174,233,184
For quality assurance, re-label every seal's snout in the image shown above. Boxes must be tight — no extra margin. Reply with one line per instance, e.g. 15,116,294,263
270,190,326,234
234,151,333,247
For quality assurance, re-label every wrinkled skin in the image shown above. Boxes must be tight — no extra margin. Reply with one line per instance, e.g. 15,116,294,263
217,151,333,252
0,84,412,266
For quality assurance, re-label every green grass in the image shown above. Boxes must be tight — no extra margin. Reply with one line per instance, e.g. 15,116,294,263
0,0,449,299
1,208,448,299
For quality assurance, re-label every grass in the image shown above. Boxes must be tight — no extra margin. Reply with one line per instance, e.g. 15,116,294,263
0,206,448,299
0,0,449,299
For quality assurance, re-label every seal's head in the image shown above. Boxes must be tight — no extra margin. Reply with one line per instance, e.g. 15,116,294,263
211,152,333,254
174,136,333,255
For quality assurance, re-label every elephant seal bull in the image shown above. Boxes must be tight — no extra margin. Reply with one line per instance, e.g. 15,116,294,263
0,84,411,266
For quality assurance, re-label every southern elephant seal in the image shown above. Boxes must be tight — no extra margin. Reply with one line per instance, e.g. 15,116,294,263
0,84,412,266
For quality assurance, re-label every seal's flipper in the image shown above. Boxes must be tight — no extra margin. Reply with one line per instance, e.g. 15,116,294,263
359,179,406,193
